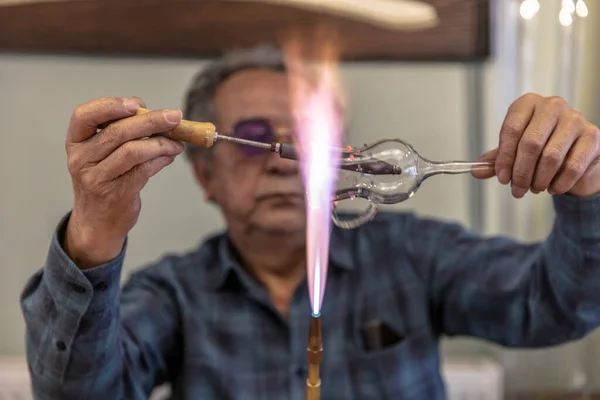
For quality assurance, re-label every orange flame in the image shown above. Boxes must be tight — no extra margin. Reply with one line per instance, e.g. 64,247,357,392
283,30,344,315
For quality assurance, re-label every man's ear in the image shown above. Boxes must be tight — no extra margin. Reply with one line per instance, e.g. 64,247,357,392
191,156,217,203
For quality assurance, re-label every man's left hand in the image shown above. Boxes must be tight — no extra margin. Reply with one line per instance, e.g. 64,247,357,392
475,93,600,198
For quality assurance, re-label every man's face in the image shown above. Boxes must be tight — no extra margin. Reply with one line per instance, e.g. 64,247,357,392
193,69,306,235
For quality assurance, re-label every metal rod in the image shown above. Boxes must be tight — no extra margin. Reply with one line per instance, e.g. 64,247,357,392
465,60,486,234
215,133,274,150
306,315,322,400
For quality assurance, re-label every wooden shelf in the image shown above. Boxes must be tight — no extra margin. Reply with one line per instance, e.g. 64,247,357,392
0,0,489,61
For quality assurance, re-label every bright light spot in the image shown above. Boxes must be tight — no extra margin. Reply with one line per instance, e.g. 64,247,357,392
576,0,588,17
520,0,539,19
312,261,321,315
562,0,576,14
559,7,573,25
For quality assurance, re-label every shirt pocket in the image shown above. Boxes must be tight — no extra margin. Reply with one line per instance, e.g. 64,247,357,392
348,330,442,399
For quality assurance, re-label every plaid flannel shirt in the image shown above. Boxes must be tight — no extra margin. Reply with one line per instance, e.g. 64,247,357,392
20,194,600,399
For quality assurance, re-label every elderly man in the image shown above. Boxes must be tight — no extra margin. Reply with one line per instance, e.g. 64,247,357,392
20,45,600,399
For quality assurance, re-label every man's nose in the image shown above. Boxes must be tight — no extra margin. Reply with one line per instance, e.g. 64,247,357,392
265,152,299,176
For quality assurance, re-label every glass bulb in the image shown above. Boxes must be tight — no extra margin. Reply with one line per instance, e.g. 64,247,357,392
337,139,418,202
332,139,493,229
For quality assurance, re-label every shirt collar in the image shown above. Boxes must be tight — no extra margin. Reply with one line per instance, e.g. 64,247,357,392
210,228,354,290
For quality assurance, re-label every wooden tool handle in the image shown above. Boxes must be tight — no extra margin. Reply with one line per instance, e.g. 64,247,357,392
137,108,217,148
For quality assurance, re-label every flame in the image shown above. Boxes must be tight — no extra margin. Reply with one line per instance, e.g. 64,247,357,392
283,31,344,316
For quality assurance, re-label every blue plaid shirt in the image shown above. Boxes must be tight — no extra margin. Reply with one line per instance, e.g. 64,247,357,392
20,194,600,400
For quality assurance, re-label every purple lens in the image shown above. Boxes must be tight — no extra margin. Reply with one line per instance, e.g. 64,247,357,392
232,119,276,156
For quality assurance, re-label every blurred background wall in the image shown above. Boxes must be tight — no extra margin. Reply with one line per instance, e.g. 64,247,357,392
1,0,599,396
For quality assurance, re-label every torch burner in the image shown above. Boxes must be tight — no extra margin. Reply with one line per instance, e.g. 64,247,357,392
306,314,323,400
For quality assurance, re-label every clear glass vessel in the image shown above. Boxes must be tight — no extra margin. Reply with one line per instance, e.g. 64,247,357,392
332,139,494,229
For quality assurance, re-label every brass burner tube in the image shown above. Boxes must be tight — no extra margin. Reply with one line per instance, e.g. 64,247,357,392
306,315,322,400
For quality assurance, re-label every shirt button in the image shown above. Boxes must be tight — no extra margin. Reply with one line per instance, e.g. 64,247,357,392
70,283,86,293
94,282,108,292
55,341,66,351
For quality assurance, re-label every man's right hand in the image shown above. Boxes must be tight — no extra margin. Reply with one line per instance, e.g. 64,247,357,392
63,97,185,269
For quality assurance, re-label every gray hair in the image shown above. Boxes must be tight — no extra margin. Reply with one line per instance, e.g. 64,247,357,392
183,44,287,161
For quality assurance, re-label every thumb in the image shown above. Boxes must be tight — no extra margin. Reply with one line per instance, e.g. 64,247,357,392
472,148,498,179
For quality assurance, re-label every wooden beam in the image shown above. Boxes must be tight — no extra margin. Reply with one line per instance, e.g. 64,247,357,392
0,0,490,61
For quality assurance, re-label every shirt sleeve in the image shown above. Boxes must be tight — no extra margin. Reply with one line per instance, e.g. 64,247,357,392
20,213,181,400
404,193,600,347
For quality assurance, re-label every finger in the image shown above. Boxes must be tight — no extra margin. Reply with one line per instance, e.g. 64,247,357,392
97,136,184,180
132,96,147,109
472,148,498,179
67,97,143,143
97,96,148,130
124,155,177,193
87,108,183,162
495,95,536,185
510,108,559,198
549,133,599,195
568,158,600,196
530,115,581,193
